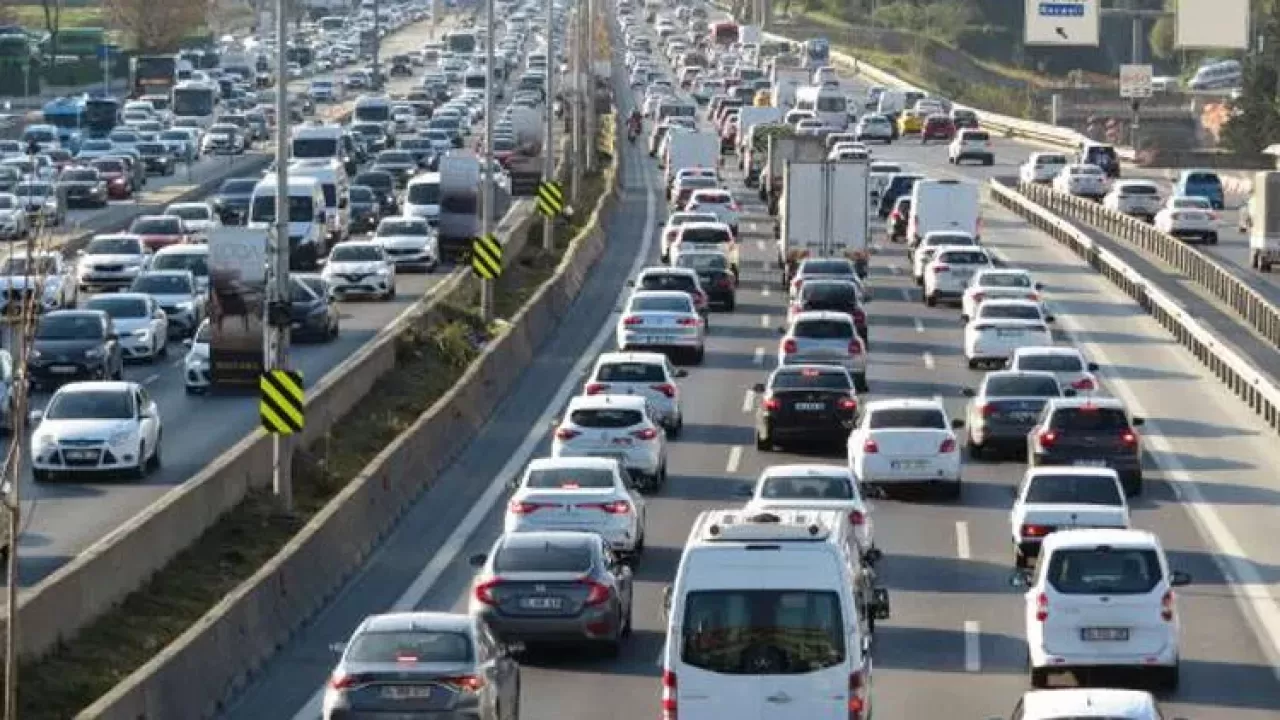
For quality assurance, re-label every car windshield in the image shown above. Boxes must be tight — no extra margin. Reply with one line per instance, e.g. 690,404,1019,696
45,389,132,420
676,254,728,272
377,151,413,165
0,256,56,275
15,183,50,196
1017,354,1083,373
978,304,1040,320
979,273,1032,288
760,474,853,499
869,408,947,429
771,369,851,390
349,186,374,202
87,296,148,318
61,170,97,182
87,238,141,255
132,275,191,294
802,260,853,276
151,253,207,276
631,295,693,312
525,467,615,489
346,630,473,664
597,362,665,383
680,227,730,245
167,206,210,220
1026,473,1124,506
331,245,383,262
494,538,593,573
131,218,182,234
221,179,257,194
1049,407,1129,431
938,251,988,264
793,319,852,339
0,197,14,210
569,407,644,428
378,219,430,236
36,314,103,340
985,375,1060,397
680,590,845,674
1046,547,1161,595
355,173,393,191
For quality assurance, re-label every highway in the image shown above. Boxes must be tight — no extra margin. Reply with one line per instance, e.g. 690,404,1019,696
8,14,481,590
225,16,1280,720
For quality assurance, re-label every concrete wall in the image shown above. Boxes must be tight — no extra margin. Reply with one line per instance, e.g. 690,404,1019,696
76,129,621,720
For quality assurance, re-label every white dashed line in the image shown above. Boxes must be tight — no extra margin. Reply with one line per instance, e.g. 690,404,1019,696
761,286,770,297
914,317,925,333
752,347,764,365
143,373,160,385
725,446,743,473
923,352,935,370
755,239,766,252
741,389,754,413
964,620,982,672
955,521,971,560
760,314,770,328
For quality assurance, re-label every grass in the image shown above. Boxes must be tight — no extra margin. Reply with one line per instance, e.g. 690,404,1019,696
8,132,616,719
9,6,105,30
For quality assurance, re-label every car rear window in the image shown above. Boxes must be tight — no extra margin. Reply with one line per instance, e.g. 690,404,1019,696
526,467,615,489
869,408,946,429
1017,354,1083,373
680,590,845,673
977,304,1040,320
632,295,693,312
1026,473,1124,506
800,283,857,306
1185,172,1222,188
597,362,665,383
494,539,594,573
964,131,989,142
760,474,853,499
641,274,697,292
770,368,851,390
680,227,731,244
802,260,853,276
569,408,644,428
1049,407,1130,432
979,273,1031,288
347,630,473,663
1045,547,1161,595
985,375,1060,397
1119,184,1158,195
793,319,853,339
938,250,988,264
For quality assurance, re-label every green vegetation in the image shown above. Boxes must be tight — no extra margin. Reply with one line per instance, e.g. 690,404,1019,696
1221,1,1280,154
9,5,104,30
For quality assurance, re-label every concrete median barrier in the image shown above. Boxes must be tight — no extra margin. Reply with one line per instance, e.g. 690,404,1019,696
75,123,620,720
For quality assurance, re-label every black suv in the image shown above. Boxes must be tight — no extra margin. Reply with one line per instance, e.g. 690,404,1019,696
1027,397,1145,496
754,364,859,452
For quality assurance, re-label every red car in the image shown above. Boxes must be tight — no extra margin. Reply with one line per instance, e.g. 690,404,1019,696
91,158,133,199
128,214,192,250
921,114,955,143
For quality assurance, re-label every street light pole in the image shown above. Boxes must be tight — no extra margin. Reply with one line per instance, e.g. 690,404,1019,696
584,0,596,175
569,2,581,201
271,0,293,512
542,0,555,251
373,0,382,90
479,0,496,323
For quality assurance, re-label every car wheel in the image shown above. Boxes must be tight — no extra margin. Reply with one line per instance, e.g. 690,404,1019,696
924,293,936,307
132,443,148,479
967,438,984,459
158,339,168,358
756,431,771,452
967,358,980,370
1030,667,1050,689
147,435,162,471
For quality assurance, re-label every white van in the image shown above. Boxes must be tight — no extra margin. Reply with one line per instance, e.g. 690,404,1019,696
907,179,981,246
661,509,889,720
795,85,849,130
289,157,350,243
404,172,442,224
248,176,328,269
353,94,393,127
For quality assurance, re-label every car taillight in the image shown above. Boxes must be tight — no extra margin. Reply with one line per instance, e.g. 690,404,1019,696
555,428,581,440
662,670,678,720
729,202,739,211
474,578,502,606
848,339,862,355
862,438,879,453
582,578,611,606
890,210,900,221
791,278,803,292
439,675,486,691
1035,592,1049,622
762,396,781,411
677,317,701,326
851,309,866,324
651,383,677,398
782,339,797,354
1120,428,1138,447
1161,590,1175,621
583,500,632,514
931,264,950,273
972,291,985,303
717,276,733,289
847,510,865,526
509,500,548,514
979,403,995,417
623,315,643,325
586,382,609,395
939,437,957,453
632,427,659,441
1037,430,1057,448
1072,377,1095,391
837,397,858,411
1021,523,1051,538
848,669,866,719
329,672,361,690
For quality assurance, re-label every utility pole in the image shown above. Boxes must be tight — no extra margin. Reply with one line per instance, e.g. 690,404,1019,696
569,0,582,202
372,0,382,91
1100,2,1167,151
542,0,555,251
479,0,496,323
271,0,293,512
584,0,596,175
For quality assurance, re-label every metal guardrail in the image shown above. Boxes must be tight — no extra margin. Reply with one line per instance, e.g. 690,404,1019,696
989,179,1280,434
1014,179,1280,350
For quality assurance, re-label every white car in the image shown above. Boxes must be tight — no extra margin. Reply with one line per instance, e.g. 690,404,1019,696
684,188,741,236
320,241,396,300
77,233,150,292
670,221,738,272
551,394,668,491
947,128,993,166
616,289,706,364
847,398,964,499
1010,466,1130,568
1008,346,1101,394
910,231,978,284
150,244,210,293
854,114,894,143
742,464,877,560
659,211,719,263
960,268,1043,320
1102,179,1162,220
963,299,1056,368
1018,152,1069,184
182,319,211,394
922,245,994,307
1154,194,1219,244
993,689,1167,720
163,201,221,236
0,193,29,239
584,351,687,433
129,270,203,337
0,251,75,313
1016,528,1189,690
30,381,163,482
83,293,168,363
1052,163,1109,199
504,456,647,556
778,310,868,391
371,216,438,271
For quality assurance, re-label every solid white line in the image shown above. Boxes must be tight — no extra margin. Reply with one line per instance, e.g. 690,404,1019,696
288,152,661,720
725,446,743,473
923,351,935,370
963,620,981,672
914,317,925,333
955,521,971,560
752,347,764,365
741,389,754,413
760,313,770,328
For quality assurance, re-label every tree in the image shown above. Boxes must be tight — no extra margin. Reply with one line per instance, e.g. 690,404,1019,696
40,0,60,66
104,0,207,54
1148,15,1175,60
1220,0,1280,153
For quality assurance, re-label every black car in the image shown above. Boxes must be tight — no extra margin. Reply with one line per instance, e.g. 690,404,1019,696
877,173,924,218
346,184,382,233
212,177,258,224
397,137,436,167
962,371,1073,459
793,279,868,345
290,274,339,341
675,252,736,310
753,364,860,451
353,170,398,215
135,142,175,176
1027,397,1146,496
56,167,108,208
28,310,123,389
372,150,417,188
350,122,390,153
389,58,413,77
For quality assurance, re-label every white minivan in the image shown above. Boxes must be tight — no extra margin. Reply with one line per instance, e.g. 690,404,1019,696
907,179,981,246
404,172,443,224
288,157,350,244
247,176,328,269
661,509,889,720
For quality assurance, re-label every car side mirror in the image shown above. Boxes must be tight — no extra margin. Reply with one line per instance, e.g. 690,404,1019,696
951,418,965,429
1087,362,1099,371
776,326,785,335
1131,416,1145,426
863,547,883,566
28,409,43,423
107,332,118,340
1044,315,1055,323
752,382,765,393
961,387,975,397
506,476,520,490
76,249,85,256
1063,388,1077,397
502,641,526,656
870,587,891,620
467,553,487,568
1034,282,1045,290
1170,570,1192,587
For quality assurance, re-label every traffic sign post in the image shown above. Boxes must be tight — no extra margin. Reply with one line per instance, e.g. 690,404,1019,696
1119,64,1153,99
260,370,305,435
536,180,565,218
1024,0,1099,46
472,233,503,280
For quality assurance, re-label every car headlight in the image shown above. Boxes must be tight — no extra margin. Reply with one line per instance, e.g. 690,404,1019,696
375,266,391,275
35,434,56,451
44,199,56,209
85,347,106,360
176,301,194,313
133,328,151,339
28,348,41,360
108,428,133,446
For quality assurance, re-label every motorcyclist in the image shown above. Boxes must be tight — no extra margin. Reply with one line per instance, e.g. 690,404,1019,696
627,109,643,139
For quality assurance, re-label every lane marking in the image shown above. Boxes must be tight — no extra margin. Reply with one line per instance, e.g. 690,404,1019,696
752,346,764,365
963,620,981,672
725,445,743,473
760,285,770,297
142,373,160,385
759,313,769,328
922,351,935,370
955,521,971,560
914,317,925,333
890,264,902,275
755,239,766,252
740,389,753,413
899,287,911,302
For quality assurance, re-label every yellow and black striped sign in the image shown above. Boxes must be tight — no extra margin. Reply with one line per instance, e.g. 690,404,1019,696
536,180,564,218
471,233,502,280
260,370,304,435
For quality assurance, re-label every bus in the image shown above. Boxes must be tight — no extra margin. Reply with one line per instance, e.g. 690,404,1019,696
130,55,179,98
83,97,119,136
172,80,218,129
41,96,84,150
445,31,476,55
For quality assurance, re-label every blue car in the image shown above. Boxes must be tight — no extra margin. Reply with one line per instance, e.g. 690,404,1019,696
1173,169,1225,210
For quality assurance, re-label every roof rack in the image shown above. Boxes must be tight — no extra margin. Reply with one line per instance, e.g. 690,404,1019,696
700,509,831,542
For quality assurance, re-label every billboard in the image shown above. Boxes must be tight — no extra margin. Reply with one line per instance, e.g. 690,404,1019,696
1176,0,1249,50
1024,0,1099,47
208,227,267,387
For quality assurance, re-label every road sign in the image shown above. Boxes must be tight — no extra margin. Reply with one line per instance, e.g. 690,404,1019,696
1176,0,1248,50
1024,0,1099,47
536,180,564,217
1119,64,1153,99
260,370,304,435
472,233,502,279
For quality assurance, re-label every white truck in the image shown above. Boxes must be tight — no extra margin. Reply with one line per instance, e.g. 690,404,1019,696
906,179,982,248
771,66,810,110
779,160,872,281
735,106,784,159
663,131,719,189
761,134,827,214
1245,171,1280,272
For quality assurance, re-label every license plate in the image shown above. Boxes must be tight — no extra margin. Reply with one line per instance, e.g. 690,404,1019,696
954,269,974,278
381,685,434,700
291,322,302,329
50,365,78,374
1073,459,1108,467
646,335,678,344
793,402,825,411
996,329,1023,337
64,450,95,460
890,460,928,471
1007,411,1038,422
1081,627,1129,642
520,596,564,610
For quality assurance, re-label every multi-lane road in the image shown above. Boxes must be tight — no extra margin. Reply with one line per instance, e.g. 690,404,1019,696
9,15,480,589
224,21,1280,720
